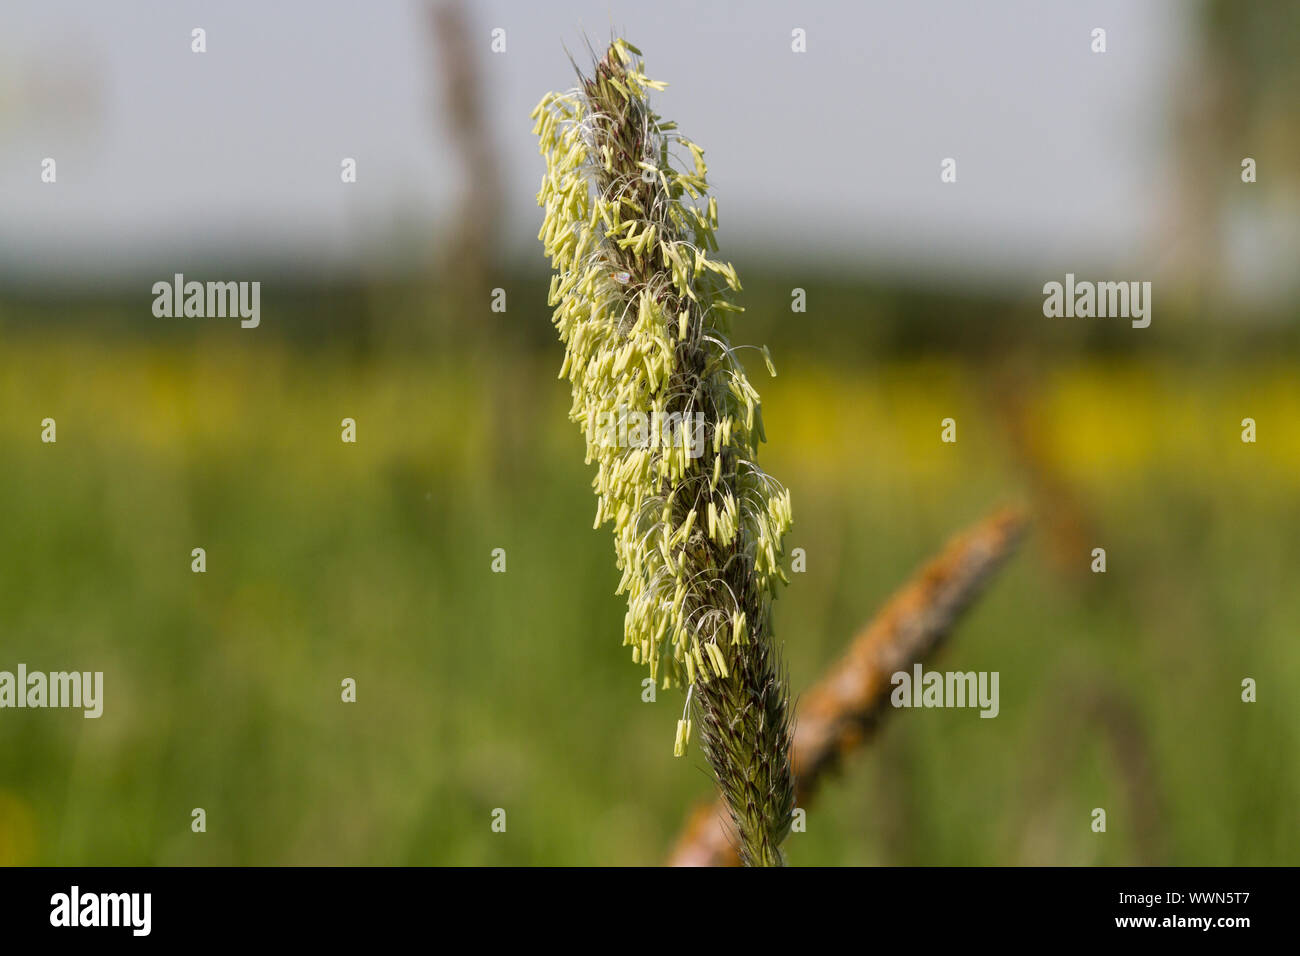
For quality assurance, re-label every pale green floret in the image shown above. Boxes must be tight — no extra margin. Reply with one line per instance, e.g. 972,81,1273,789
532,39,791,752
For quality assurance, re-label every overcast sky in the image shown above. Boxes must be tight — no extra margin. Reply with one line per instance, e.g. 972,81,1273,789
0,0,1195,289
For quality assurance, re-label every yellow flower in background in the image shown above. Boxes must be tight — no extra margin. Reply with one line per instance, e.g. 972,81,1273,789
0,790,38,866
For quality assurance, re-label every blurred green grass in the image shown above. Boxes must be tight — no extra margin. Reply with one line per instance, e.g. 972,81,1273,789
1,335,1297,865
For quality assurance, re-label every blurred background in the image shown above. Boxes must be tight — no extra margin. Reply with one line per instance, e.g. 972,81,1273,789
0,0,1296,865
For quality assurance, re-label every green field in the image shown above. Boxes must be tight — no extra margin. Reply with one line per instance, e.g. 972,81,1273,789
1,333,1297,865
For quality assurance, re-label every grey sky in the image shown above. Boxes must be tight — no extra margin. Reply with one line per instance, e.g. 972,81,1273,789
0,0,1191,288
